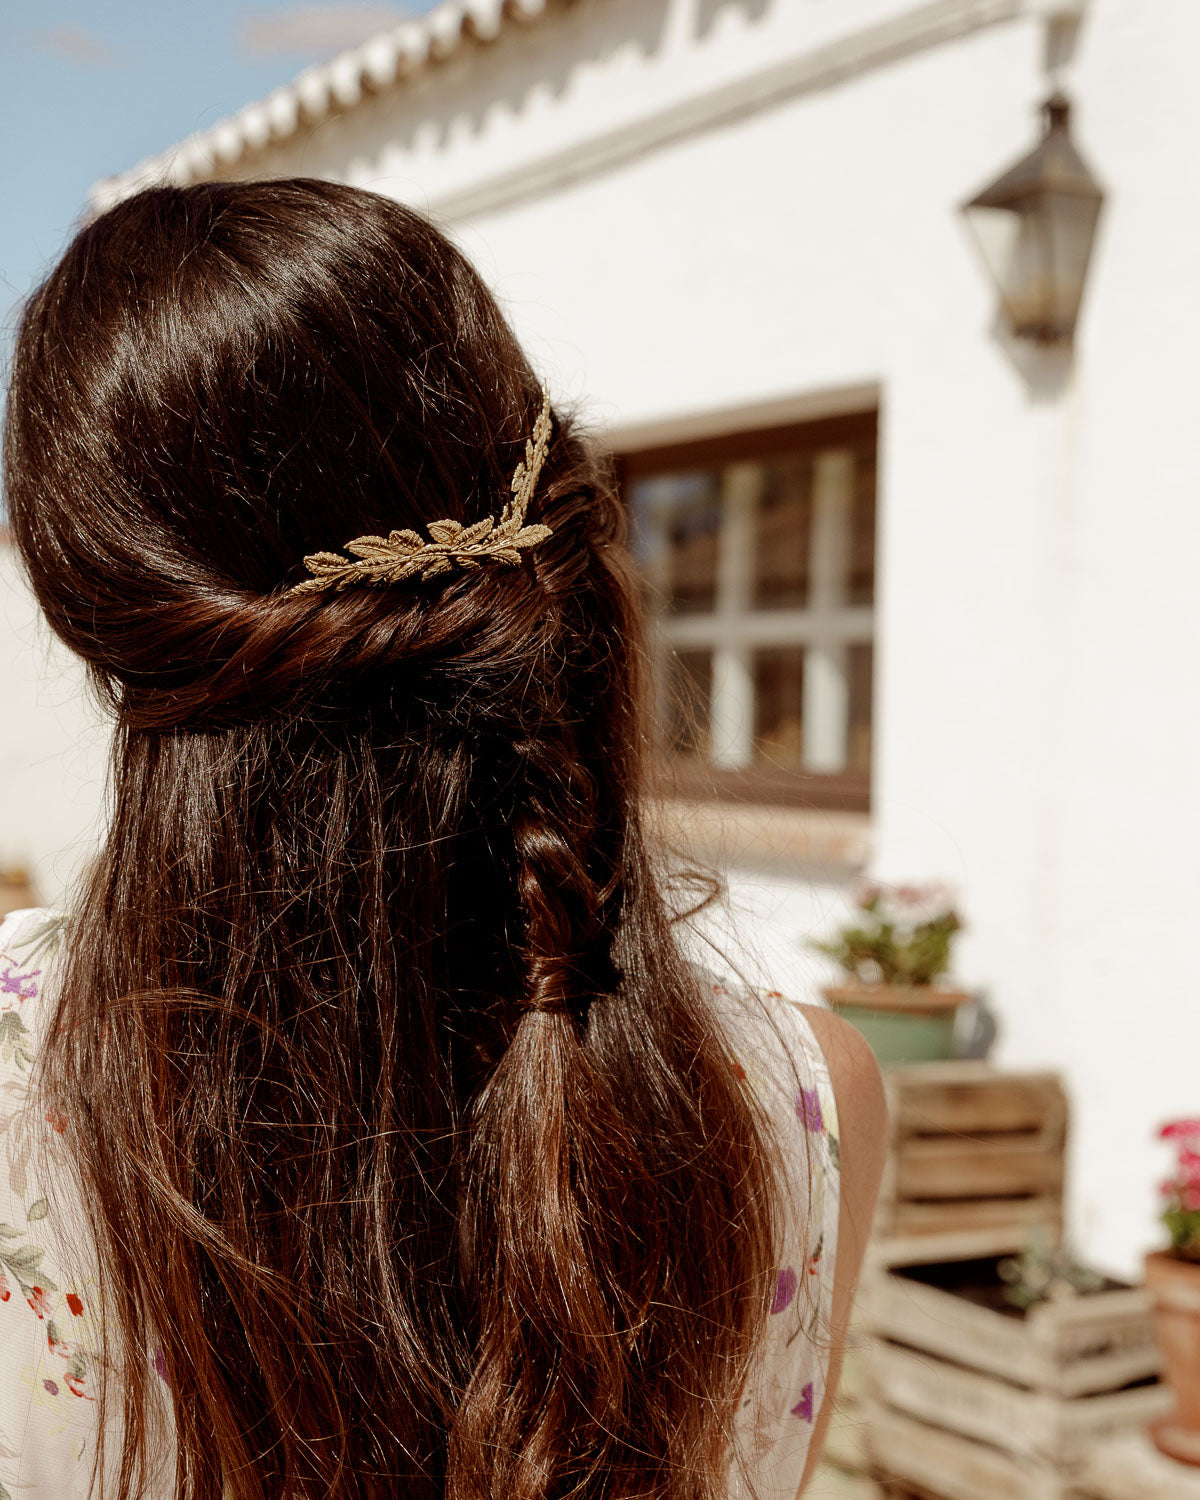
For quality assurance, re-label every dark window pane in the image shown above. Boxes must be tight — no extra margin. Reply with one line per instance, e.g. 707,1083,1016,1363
753,455,812,609
628,471,721,616
847,444,877,606
752,648,806,770
847,642,873,773
662,650,712,759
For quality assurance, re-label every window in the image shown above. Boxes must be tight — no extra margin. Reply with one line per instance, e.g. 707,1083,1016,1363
622,412,876,811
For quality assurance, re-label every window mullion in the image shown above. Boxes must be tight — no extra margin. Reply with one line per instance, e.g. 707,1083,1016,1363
803,449,855,773
709,462,761,769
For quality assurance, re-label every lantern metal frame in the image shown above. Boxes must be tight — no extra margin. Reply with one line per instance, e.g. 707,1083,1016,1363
963,92,1105,345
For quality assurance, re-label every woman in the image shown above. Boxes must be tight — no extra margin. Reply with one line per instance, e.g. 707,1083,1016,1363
0,180,885,1499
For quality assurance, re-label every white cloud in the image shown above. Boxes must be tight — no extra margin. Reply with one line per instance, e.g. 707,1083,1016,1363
237,5,416,58
32,26,123,67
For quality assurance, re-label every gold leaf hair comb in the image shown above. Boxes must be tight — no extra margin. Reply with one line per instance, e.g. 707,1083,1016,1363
290,386,554,594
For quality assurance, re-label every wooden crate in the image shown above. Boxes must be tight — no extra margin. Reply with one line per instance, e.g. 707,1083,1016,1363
865,1339,1170,1465
824,1400,873,1475
1077,1429,1200,1499
872,1064,1067,1266
861,1401,1093,1500
861,1260,1162,1397
805,1464,889,1499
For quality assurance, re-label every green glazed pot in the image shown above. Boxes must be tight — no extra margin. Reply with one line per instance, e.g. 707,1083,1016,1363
823,983,968,1065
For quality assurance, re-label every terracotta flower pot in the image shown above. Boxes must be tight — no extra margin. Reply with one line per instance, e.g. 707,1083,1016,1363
822,983,969,1065
1145,1249,1200,1466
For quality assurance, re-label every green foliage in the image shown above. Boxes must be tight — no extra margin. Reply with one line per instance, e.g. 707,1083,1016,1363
1164,1209,1200,1262
810,885,962,987
998,1231,1104,1310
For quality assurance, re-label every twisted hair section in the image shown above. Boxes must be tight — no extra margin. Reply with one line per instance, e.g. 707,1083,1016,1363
3,180,780,1499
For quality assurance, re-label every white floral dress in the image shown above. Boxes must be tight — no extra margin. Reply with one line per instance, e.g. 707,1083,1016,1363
0,910,839,1499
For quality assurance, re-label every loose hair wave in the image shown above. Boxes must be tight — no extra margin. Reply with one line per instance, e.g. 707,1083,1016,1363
3,180,779,1499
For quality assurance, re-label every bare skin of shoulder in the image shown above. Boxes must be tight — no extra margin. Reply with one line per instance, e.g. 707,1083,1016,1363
793,1008,888,1497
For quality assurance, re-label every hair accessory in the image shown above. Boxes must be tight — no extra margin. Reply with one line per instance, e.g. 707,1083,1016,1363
291,386,554,594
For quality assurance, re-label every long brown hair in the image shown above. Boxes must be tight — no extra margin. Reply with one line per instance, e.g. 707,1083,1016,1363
3,180,778,1499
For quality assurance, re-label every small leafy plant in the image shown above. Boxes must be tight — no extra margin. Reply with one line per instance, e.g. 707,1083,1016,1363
811,882,962,988
998,1229,1104,1310
1159,1119,1200,1262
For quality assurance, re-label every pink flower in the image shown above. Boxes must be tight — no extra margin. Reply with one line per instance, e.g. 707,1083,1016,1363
790,1382,815,1422
797,1088,824,1132
1160,1120,1200,1141
771,1267,798,1315
1184,1183,1200,1212
0,1272,9,1302
26,1285,50,1319
64,1373,92,1400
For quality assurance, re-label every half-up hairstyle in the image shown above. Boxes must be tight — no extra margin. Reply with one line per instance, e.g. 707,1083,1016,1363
4,180,780,1499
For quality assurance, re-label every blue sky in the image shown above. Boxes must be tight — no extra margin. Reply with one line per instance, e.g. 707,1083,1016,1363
1,1,435,330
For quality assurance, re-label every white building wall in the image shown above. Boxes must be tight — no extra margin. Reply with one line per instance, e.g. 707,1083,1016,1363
4,0,1196,1274
0,550,107,907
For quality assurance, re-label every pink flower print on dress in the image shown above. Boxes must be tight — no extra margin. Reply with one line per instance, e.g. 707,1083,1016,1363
27,1285,50,1318
797,1088,823,1132
43,1379,59,1396
0,1270,9,1302
771,1267,798,1314
790,1382,814,1422
1160,1120,1200,1141
0,963,40,1004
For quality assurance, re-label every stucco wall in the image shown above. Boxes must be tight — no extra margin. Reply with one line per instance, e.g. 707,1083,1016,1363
0,547,108,908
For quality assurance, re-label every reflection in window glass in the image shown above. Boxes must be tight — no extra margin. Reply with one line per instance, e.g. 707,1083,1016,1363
663,650,713,759
754,456,813,609
847,642,874,773
752,648,806,770
628,472,721,615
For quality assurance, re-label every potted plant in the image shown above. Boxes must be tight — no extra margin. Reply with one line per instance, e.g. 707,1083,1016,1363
1146,1118,1200,1466
810,882,968,1064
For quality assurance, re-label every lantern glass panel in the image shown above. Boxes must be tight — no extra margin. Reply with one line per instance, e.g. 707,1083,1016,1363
1043,190,1103,336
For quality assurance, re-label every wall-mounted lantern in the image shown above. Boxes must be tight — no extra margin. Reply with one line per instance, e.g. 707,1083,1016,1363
962,93,1104,344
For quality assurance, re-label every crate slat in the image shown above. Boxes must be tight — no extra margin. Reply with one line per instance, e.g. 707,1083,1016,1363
867,1341,1171,1464
805,1463,888,1499
871,1218,1066,1270
863,1401,1093,1500
1077,1430,1200,1499
862,1269,1161,1397
882,1192,1063,1238
886,1066,1068,1141
893,1137,1065,1199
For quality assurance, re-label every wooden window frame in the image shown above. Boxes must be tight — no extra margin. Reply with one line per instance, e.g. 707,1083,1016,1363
616,410,877,815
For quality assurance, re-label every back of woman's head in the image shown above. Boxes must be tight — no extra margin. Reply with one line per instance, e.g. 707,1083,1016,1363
3,180,777,1500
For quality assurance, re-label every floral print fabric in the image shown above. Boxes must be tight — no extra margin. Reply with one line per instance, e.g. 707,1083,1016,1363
0,913,838,1499
717,977,841,1498
0,909,109,1500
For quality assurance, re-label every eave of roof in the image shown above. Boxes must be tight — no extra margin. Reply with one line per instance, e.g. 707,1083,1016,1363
89,0,554,214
